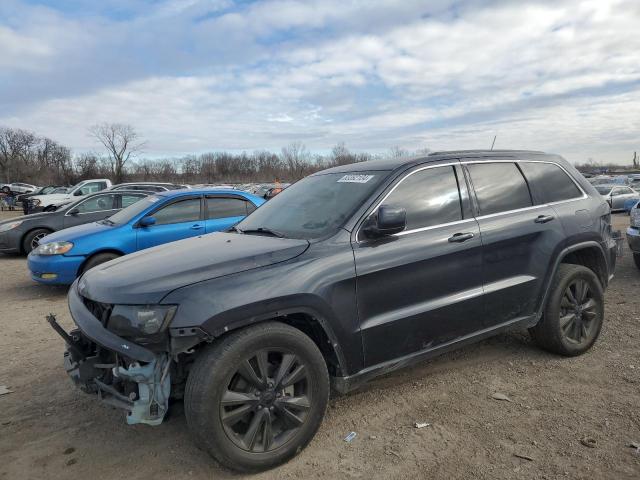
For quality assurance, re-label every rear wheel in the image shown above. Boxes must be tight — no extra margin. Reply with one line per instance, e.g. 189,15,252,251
185,322,329,472
80,252,120,275
531,264,604,356
22,228,51,254
634,253,640,270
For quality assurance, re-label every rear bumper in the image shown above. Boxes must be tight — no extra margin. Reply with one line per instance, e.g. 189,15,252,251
27,252,84,284
626,227,640,254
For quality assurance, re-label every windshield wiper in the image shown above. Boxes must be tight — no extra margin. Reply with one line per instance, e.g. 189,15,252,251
240,227,286,238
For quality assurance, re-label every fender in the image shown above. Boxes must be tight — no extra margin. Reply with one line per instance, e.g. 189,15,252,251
533,240,609,324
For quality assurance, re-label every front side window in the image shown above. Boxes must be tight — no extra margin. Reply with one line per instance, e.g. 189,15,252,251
79,182,103,195
153,198,201,225
382,166,462,230
467,162,532,215
74,194,117,213
206,197,250,219
518,162,582,204
120,194,146,208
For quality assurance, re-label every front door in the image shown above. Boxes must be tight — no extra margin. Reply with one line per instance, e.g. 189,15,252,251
62,193,119,228
354,164,485,367
136,196,204,250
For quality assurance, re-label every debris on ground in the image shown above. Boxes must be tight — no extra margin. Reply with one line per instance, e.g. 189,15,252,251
0,385,13,396
343,432,357,442
66,458,77,466
580,437,597,448
414,422,430,428
513,453,534,461
491,392,512,402
384,448,401,458
63,447,75,455
628,442,640,453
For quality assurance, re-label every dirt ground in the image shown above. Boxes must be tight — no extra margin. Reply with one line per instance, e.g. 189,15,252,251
0,210,639,480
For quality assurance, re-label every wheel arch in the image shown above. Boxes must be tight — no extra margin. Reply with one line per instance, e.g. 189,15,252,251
78,248,125,274
20,226,54,254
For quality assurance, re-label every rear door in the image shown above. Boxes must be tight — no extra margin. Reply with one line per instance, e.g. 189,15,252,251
62,193,119,228
136,196,204,250
205,196,255,233
354,163,485,367
464,161,565,327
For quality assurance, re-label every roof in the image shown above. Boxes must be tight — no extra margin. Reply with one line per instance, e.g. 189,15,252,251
315,149,553,174
154,188,260,199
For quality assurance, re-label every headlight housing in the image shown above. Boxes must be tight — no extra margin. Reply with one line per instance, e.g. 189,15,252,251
33,241,73,255
31,199,41,206
0,221,22,232
108,305,177,337
631,206,640,228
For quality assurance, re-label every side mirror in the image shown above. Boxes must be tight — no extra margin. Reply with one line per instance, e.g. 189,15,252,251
139,216,156,227
67,208,79,216
73,190,83,196
363,205,406,238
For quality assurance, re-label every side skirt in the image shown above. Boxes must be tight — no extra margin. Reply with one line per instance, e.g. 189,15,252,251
331,314,536,394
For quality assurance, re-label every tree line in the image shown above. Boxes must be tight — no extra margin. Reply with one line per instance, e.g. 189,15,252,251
0,124,424,187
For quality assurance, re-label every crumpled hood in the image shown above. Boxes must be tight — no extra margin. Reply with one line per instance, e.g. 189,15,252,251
78,232,310,304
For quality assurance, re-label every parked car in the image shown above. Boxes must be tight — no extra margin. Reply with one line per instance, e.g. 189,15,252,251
15,185,63,203
28,189,264,284
110,182,185,192
29,179,112,212
6,182,38,194
626,202,640,269
594,184,640,211
0,190,152,255
47,150,619,472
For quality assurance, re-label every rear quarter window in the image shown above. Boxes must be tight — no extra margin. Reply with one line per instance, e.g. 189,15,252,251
519,162,582,204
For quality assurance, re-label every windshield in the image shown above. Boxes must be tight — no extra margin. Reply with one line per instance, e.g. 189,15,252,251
107,195,160,224
595,186,612,195
236,171,387,239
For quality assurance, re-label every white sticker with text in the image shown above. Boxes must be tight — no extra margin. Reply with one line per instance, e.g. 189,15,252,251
337,174,375,184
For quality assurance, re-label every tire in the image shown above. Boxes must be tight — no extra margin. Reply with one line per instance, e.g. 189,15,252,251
531,264,604,356
633,253,640,270
185,322,330,472
81,252,120,275
22,228,52,254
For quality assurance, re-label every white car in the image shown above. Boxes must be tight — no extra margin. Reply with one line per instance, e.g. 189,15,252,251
7,182,38,194
29,179,112,211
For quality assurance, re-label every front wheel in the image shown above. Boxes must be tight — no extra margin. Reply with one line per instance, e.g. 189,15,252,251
23,228,51,254
80,252,120,275
184,322,329,472
531,264,604,356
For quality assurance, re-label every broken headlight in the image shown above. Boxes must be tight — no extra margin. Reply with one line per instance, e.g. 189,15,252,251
108,305,177,336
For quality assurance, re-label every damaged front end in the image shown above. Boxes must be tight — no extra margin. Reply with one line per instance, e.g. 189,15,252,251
47,287,174,426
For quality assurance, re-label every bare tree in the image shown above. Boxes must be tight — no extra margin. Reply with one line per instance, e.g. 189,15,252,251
281,142,310,180
89,123,144,183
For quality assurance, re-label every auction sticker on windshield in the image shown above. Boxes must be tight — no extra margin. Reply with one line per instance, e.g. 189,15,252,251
337,174,375,183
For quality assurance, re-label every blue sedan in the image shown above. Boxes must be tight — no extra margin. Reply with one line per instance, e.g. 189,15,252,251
28,189,264,285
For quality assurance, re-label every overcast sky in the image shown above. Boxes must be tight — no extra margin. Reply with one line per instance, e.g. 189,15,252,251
1,0,639,163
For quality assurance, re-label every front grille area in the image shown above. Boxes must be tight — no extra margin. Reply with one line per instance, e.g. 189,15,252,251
83,297,113,326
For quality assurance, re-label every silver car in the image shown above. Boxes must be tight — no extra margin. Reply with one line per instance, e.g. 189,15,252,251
595,184,640,211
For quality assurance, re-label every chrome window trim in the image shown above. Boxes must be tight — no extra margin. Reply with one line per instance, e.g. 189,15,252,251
356,158,589,241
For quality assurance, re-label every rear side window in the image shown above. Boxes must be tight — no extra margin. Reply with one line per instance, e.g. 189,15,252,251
206,197,250,219
467,163,532,215
382,166,462,230
519,162,582,204
120,194,145,208
153,198,201,225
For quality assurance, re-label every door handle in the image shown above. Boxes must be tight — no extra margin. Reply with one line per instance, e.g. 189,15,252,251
191,224,204,230
534,215,554,224
448,232,474,243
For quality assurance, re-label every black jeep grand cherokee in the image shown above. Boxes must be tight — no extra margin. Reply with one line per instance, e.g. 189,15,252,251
51,150,618,472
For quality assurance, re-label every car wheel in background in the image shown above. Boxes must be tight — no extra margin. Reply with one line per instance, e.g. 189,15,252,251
22,228,52,254
633,253,640,270
185,322,329,472
80,252,121,275
531,264,604,356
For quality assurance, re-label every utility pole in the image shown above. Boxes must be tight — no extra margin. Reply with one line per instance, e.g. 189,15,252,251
633,151,638,169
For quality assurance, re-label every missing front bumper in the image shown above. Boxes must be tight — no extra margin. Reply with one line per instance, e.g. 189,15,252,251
48,313,171,426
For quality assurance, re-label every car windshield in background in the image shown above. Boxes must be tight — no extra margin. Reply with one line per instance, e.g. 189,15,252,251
236,171,387,239
107,195,159,224
595,186,612,195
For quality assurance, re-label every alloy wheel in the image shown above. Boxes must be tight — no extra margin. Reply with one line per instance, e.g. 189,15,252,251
559,278,599,345
220,349,312,453
31,232,47,250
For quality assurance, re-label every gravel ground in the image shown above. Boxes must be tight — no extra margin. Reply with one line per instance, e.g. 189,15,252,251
0,210,639,480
